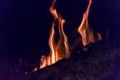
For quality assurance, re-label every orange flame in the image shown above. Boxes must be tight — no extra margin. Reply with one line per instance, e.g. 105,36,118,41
39,0,102,69
39,0,70,69
97,33,102,40
77,0,102,46
48,23,56,64
77,0,94,46
39,55,48,69
49,0,70,64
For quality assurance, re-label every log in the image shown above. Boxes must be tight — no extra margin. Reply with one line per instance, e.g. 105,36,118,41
11,39,120,80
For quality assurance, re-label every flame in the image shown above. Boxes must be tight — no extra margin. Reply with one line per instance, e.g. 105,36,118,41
48,23,56,64
39,0,102,69
48,0,70,64
97,33,102,40
39,0,70,69
39,55,48,69
77,0,102,46
60,19,70,58
77,0,94,46
33,67,38,72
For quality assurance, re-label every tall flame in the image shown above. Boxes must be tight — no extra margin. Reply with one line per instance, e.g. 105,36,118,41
48,23,56,64
39,0,102,69
49,0,70,64
77,0,102,46
77,0,94,46
40,0,70,68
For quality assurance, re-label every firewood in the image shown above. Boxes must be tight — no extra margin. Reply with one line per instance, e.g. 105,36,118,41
22,40,120,80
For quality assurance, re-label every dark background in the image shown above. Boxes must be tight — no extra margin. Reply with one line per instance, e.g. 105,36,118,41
0,0,120,79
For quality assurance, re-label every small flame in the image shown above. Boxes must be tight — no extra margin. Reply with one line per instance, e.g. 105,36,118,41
33,67,38,72
39,55,48,69
97,33,102,40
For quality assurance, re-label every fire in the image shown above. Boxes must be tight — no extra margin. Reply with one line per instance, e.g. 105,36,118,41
39,0,70,69
77,0,102,46
39,0,102,69
97,33,102,40
77,0,94,46
48,23,56,64
48,0,70,64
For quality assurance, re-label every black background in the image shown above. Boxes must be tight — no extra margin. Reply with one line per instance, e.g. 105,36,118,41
0,0,120,79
